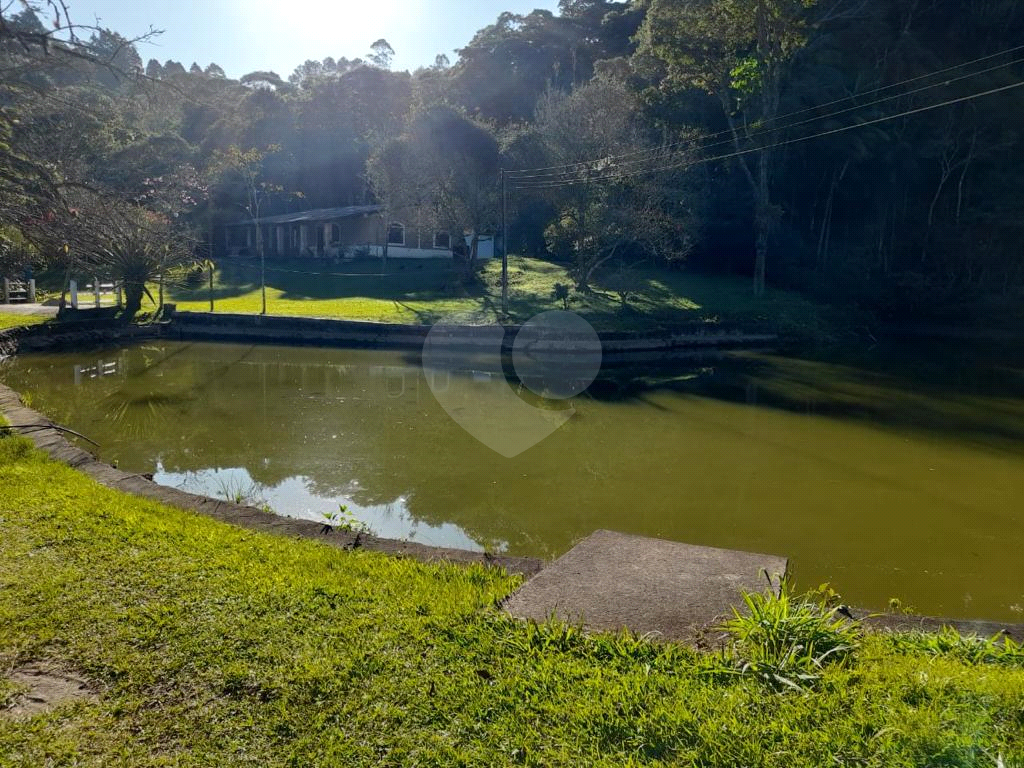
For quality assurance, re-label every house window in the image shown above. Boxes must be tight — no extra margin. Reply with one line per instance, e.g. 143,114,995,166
433,231,451,249
387,222,405,246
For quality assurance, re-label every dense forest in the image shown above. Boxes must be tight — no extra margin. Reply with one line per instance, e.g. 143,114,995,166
1,0,1022,320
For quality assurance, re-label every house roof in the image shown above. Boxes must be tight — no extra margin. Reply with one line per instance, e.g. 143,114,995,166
234,205,383,227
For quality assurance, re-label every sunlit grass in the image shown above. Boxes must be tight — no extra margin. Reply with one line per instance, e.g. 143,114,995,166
165,256,828,334
0,313,49,331
1,431,1023,765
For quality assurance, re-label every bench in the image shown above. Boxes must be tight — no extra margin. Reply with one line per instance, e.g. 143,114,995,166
1,278,35,304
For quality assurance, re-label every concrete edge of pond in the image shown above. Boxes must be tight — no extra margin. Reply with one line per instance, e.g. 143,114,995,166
1,312,778,360
0,383,542,577
165,310,778,353
854,612,1024,642
0,322,166,357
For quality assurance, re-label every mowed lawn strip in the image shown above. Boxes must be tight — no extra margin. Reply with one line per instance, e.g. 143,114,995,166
166,256,830,336
1,431,1022,766
0,314,49,331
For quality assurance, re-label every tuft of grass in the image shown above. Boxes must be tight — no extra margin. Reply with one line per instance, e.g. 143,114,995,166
719,580,862,691
211,474,266,507
1,434,1023,765
890,627,1024,667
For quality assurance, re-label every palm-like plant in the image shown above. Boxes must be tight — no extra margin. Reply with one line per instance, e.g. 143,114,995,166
64,194,196,316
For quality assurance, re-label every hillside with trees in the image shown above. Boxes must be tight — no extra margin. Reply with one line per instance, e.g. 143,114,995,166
2,0,1022,324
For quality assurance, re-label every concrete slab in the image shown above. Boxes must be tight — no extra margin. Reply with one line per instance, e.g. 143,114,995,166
0,303,58,316
503,530,788,644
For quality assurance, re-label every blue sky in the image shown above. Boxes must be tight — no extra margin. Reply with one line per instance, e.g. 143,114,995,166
66,0,561,77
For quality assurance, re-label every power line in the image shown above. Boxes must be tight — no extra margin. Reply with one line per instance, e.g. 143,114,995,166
508,43,1024,179
512,79,1024,191
506,43,1024,180
515,79,1024,189
511,56,1024,184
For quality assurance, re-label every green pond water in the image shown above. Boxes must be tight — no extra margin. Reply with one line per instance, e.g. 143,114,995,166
2,339,1023,621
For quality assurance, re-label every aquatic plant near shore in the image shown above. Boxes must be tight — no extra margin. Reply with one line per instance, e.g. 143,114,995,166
321,503,373,536
212,474,267,509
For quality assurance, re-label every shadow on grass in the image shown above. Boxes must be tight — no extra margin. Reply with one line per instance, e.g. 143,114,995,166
169,257,479,307
166,256,834,341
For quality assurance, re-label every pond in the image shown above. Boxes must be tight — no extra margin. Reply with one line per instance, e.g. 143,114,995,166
2,339,1023,621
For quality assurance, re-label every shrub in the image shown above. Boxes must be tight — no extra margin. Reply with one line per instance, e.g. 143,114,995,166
552,282,571,310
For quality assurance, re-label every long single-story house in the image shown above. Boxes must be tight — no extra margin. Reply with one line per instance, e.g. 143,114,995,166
222,206,494,260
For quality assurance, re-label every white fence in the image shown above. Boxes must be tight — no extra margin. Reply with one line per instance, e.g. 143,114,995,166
69,278,122,309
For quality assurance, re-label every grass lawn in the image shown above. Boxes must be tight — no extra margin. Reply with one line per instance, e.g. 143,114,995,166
165,256,830,336
1,430,1023,766
0,314,50,332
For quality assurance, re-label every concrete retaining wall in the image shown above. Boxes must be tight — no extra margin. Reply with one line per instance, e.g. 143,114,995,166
0,320,165,358
166,311,778,354
2,311,779,360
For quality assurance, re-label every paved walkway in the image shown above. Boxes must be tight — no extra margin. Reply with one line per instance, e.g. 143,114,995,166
0,302,58,317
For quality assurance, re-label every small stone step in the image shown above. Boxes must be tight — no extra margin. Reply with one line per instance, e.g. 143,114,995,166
503,530,788,644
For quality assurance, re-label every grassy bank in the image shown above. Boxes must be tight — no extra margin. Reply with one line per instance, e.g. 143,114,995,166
165,256,829,336
0,314,49,331
1,432,1022,766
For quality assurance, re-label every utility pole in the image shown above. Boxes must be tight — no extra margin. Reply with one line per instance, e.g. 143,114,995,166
257,223,266,316
500,168,508,316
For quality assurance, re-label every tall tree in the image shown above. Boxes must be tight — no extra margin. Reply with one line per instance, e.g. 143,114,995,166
527,77,700,287
638,0,813,295
369,108,500,280
368,39,395,70
210,146,289,314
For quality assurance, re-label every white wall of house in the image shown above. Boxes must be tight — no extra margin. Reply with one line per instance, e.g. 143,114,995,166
474,236,495,259
367,235,494,260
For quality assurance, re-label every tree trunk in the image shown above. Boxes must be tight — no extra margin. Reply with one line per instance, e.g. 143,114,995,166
817,161,849,271
582,243,620,288
58,251,74,312
753,153,769,296
256,225,266,315
725,100,772,297
124,281,144,317
466,233,479,282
